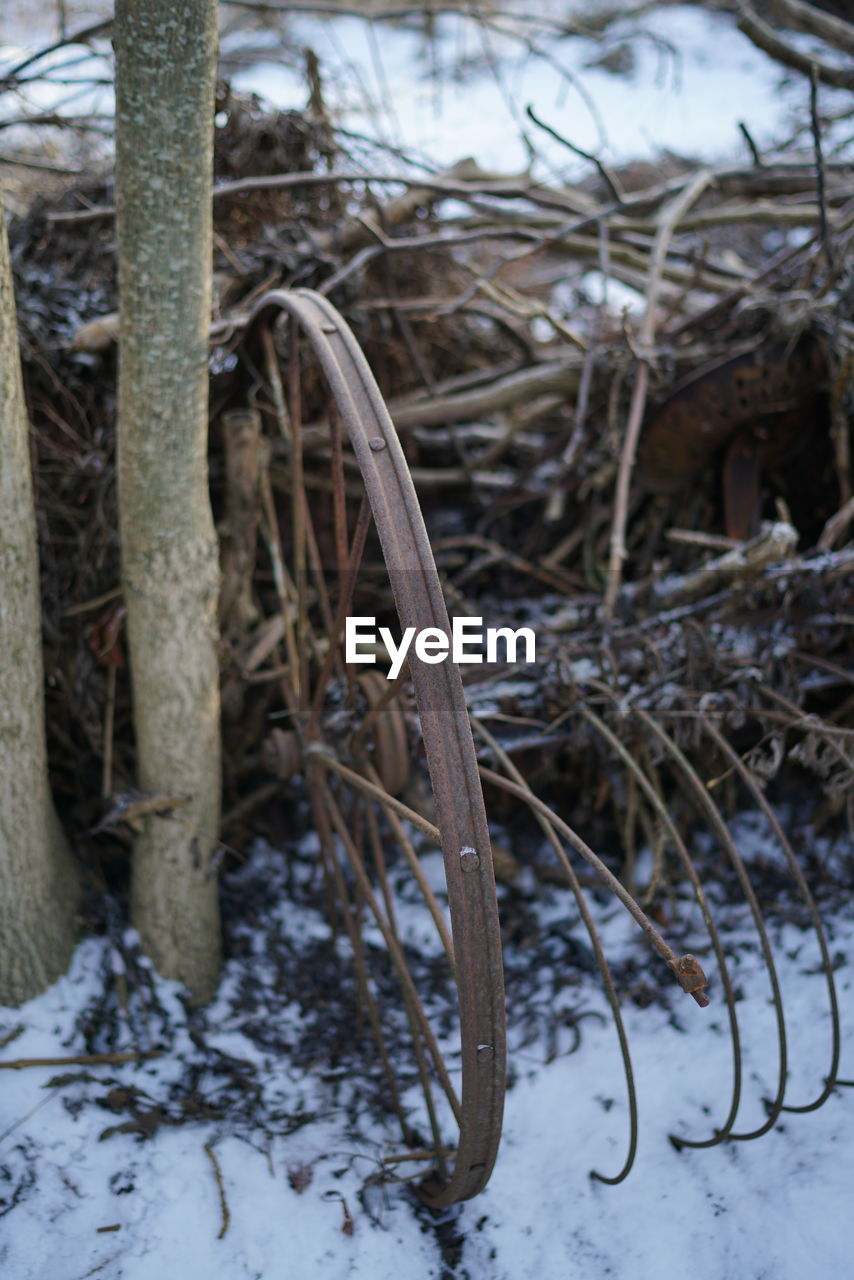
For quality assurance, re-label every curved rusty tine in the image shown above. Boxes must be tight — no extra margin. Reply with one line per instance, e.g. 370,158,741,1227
364,785,401,937
308,772,410,1133
634,708,789,1140
320,754,442,843
285,318,310,709
579,703,743,1149
328,776,449,1177
307,496,372,734
332,776,454,1179
361,761,456,969
319,771,462,1121
472,718,638,1184
473,763,710,1004
702,718,842,1112
243,288,506,1207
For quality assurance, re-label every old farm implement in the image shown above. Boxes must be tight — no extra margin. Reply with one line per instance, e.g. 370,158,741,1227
230,290,848,1205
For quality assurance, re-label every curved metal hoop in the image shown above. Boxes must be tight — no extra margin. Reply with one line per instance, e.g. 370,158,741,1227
243,288,507,1206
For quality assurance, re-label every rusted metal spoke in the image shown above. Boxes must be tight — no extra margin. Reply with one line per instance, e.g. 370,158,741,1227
634,707,789,1140
472,718,638,1184
362,795,450,1179
328,396,351,575
318,752,440,843
702,716,842,1113
261,323,336,658
260,323,291,445
257,462,303,705
307,772,409,1135
302,492,337,649
579,703,743,1148
282,320,309,706
320,773,463,1125
307,496,371,733
475,765,709,1003
361,761,456,970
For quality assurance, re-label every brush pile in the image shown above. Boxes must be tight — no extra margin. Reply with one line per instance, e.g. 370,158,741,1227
7,64,850,881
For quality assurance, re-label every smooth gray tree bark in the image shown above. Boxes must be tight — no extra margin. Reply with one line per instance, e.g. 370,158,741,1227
0,202,79,1006
115,0,222,1002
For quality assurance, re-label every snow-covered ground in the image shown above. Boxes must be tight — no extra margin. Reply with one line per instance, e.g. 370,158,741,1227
2,822,852,1280
230,3,814,170
2,1,850,175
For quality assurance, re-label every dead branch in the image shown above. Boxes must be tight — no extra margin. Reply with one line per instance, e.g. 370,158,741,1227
759,0,854,56
736,4,854,91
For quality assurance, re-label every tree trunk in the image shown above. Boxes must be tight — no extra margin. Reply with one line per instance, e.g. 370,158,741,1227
115,0,222,1002
0,204,79,1007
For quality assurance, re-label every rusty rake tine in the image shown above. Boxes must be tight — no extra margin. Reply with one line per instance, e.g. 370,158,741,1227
321,774,464,1126
635,707,789,1140
318,753,441,842
471,719,637,1183
364,792,400,940
257,463,303,695
303,492,337,649
328,396,351,577
308,497,371,733
282,319,309,708
579,703,743,1149
362,761,456,970
362,794,450,1178
702,717,842,1112
307,772,409,1135
261,322,291,445
473,762,710,1002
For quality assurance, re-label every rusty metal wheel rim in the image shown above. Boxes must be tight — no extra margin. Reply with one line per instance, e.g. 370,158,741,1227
241,288,506,1206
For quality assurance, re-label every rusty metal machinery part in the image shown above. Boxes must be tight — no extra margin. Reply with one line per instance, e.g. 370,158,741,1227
637,333,827,494
242,288,506,1207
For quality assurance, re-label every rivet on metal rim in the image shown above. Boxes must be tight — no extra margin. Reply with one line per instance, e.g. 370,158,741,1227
460,847,481,872
368,436,387,451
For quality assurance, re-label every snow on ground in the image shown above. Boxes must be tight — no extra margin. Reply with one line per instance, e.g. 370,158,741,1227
2,2,850,176
228,3,850,172
1,820,852,1280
